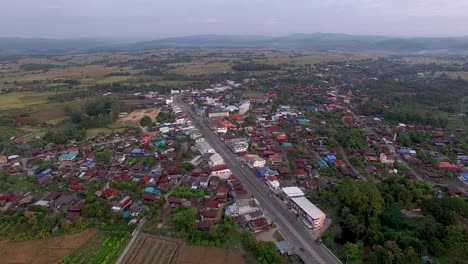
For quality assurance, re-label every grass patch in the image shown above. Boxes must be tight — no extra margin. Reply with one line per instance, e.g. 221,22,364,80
96,76,131,84
169,62,232,75
0,91,58,111
273,230,285,242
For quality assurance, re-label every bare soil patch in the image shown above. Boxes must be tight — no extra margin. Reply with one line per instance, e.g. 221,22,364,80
177,245,244,264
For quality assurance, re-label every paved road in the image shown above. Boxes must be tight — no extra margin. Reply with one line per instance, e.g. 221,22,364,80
176,97,341,264
115,217,146,264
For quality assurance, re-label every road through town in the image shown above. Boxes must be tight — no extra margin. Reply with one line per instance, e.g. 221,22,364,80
176,97,341,264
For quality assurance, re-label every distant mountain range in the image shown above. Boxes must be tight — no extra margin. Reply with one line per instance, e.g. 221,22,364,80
2,33,468,55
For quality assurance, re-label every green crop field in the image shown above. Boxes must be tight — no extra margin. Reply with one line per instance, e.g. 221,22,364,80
0,91,58,111
59,231,129,264
121,234,182,264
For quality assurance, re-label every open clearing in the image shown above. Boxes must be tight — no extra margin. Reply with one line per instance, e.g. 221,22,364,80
121,234,183,264
0,228,97,264
117,108,160,126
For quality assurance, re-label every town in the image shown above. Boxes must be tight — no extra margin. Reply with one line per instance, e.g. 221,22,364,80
0,51,467,264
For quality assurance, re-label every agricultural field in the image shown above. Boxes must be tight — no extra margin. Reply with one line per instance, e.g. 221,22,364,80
121,234,183,264
177,245,244,264
446,71,468,80
258,51,378,65
0,228,97,264
59,231,128,264
169,62,232,75
0,91,57,111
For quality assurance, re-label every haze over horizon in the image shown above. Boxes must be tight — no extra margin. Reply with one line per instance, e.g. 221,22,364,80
1,0,468,39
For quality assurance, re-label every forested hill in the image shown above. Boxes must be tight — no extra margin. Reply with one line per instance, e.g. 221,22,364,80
2,33,468,55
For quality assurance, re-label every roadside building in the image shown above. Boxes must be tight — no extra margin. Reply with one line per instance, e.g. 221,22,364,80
290,197,325,229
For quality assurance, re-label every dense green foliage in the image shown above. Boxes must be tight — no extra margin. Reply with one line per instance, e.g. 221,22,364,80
232,62,280,71
139,115,152,126
240,231,282,264
329,177,468,263
20,63,59,71
156,111,175,123
64,97,121,128
43,123,86,144
172,186,206,198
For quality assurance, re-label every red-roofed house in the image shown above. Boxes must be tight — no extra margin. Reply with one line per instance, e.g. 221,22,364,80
205,200,219,210
439,162,462,172
248,217,269,232
103,188,119,199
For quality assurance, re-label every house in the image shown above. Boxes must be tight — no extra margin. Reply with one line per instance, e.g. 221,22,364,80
242,154,266,168
208,109,230,118
205,200,219,210
458,173,468,184
196,141,215,154
210,165,232,180
439,162,462,172
102,188,120,199
238,100,250,114
112,196,132,211
248,217,269,232
227,138,249,153
341,115,354,123
380,153,395,165
293,169,307,178
230,113,244,122
59,152,79,161
266,176,280,191
365,165,378,174
215,187,229,201
0,155,7,165
209,153,225,167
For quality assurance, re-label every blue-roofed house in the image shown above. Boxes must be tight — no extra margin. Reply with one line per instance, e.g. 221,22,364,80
153,139,167,147
282,142,293,148
122,210,131,218
145,187,155,193
36,168,52,178
317,160,328,168
324,155,337,164
306,106,318,112
458,173,468,184
131,149,145,155
297,118,310,125
280,105,291,111
58,152,79,161
255,166,279,178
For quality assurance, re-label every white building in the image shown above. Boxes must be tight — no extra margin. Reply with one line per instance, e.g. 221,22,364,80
210,165,231,179
266,176,280,190
290,197,325,229
209,153,225,167
208,109,230,118
227,138,249,153
196,141,215,154
242,154,266,168
281,187,305,198
238,100,251,115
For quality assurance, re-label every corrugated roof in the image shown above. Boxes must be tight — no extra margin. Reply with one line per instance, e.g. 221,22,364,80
291,197,325,220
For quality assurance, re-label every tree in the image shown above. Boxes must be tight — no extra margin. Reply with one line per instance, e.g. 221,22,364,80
342,241,363,261
170,208,197,231
95,150,111,163
140,115,152,127
338,180,385,217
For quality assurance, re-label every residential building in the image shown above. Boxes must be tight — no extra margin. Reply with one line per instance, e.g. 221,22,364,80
209,153,225,167
210,165,232,180
242,154,266,168
290,197,326,229
227,138,249,153
238,100,251,115
208,109,230,118
196,141,215,154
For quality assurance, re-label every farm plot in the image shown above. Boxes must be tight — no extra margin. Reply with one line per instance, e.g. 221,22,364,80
177,245,244,264
121,234,183,264
59,231,128,264
0,228,97,264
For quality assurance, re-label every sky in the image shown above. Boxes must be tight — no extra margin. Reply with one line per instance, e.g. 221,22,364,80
1,0,468,39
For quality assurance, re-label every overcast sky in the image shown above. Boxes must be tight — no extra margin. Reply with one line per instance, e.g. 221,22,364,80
1,0,467,39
